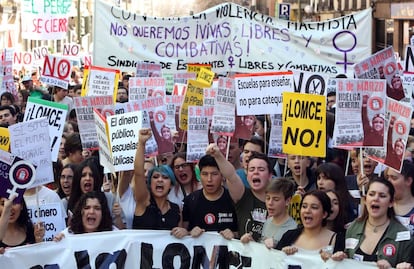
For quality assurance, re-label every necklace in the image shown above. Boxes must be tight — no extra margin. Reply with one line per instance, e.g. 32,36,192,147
367,219,389,233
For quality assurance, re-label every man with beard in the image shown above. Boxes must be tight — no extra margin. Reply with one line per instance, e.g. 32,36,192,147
206,144,272,241
116,87,128,103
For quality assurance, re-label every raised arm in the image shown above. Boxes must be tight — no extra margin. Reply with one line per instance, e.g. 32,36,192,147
134,129,152,213
205,143,245,203
0,195,16,241
118,170,134,198
361,95,370,137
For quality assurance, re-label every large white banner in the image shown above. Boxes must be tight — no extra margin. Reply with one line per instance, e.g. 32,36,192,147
94,1,372,77
0,230,377,269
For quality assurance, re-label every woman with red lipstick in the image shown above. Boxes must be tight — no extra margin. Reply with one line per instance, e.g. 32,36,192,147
332,178,414,269
132,129,181,230
0,195,44,253
276,190,344,259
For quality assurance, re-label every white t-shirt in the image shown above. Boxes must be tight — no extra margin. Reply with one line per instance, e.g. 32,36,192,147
24,186,67,219
119,186,136,229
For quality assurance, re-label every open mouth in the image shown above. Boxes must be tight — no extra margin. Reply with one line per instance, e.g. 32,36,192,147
155,185,165,192
83,183,92,192
86,216,96,225
371,204,380,210
303,216,313,224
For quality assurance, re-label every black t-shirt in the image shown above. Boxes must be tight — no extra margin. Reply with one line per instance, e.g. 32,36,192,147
132,197,180,230
183,189,238,232
235,188,267,241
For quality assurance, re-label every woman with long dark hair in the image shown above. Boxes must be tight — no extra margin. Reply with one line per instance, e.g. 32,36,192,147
276,190,345,260
53,191,114,241
66,158,123,229
332,178,414,268
316,162,357,224
0,195,44,252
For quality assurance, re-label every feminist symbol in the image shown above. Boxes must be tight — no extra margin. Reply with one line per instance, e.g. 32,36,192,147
332,30,357,74
228,56,235,68
7,161,36,198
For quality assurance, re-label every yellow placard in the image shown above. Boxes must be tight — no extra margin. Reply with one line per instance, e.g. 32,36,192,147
81,67,89,96
289,193,302,225
0,127,10,152
187,64,211,74
282,92,326,157
196,67,214,88
113,72,120,104
179,80,204,130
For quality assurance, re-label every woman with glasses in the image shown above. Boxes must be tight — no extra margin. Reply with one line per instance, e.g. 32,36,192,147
168,152,202,209
132,129,181,230
57,163,77,213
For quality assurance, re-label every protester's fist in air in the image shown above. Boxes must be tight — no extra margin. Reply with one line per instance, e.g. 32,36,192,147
362,95,369,105
206,143,222,158
138,128,152,144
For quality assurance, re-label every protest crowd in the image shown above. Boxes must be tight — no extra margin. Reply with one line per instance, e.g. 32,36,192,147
1,2,414,269
1,62,414,269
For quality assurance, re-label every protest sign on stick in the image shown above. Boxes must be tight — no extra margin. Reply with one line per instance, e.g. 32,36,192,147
40,55,73,89
108,110,143,171
0,149,36,203
187,106,209,163
74,95,114,150
211,77,236,136
24,97,68,161
282,92,326,157
9,117,53,187
332,79,386,149
93,108,115,173
235,71,293,116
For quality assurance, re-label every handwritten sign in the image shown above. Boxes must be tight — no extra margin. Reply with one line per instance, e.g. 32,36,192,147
24,97,68,161
21,0,72,40
9,118,53,187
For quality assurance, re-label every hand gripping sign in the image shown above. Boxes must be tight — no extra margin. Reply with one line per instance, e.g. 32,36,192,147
0,150,36,203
